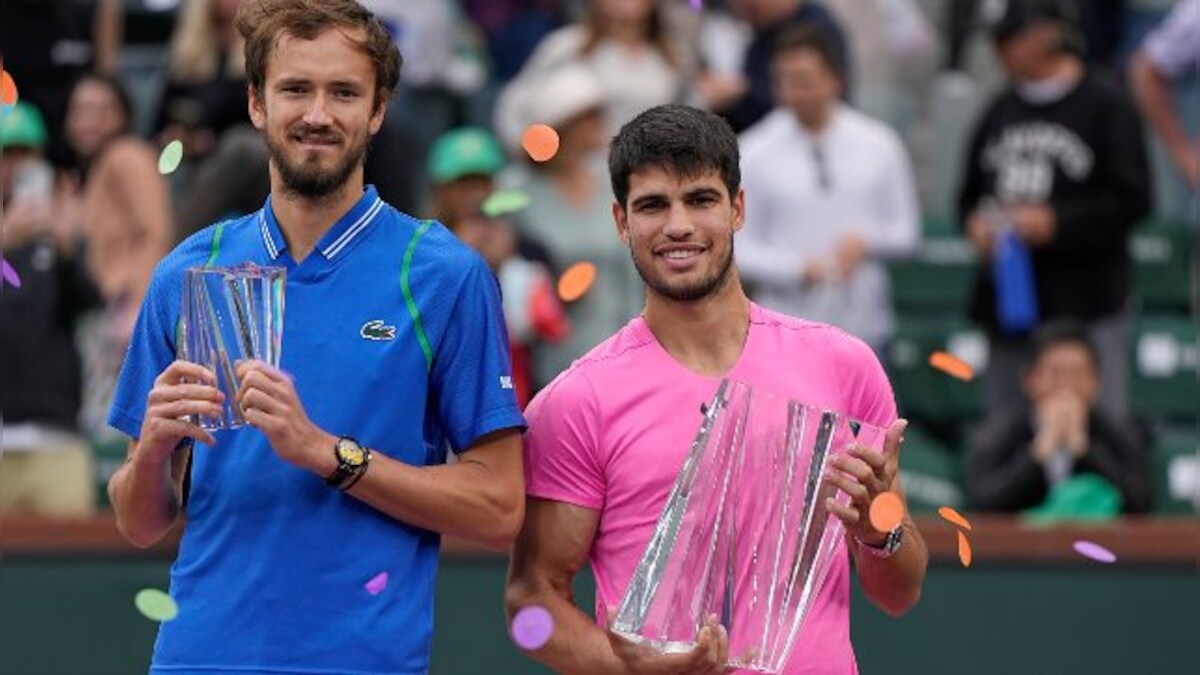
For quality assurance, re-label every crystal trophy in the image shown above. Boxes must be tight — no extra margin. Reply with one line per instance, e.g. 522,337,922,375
610,379,887,673
178,263,286,430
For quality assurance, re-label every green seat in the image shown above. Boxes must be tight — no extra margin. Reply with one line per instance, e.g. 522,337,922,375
1130,316,1198,424
889,234,979,315
1152,428,1196,514
888,317,985,425
897,425,966,512
1131,217,1193,312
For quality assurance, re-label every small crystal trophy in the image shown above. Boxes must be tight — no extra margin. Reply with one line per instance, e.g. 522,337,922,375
178,264,286,430
610,379,887,673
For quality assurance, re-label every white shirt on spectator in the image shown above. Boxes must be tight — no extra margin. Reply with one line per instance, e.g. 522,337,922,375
1143,0,1200,79
737,105,919,350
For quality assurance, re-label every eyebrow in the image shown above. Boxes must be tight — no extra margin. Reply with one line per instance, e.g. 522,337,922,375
274,77,365,90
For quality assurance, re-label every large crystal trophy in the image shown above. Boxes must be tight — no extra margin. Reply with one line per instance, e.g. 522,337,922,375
178,263,286,430
610,379,887,673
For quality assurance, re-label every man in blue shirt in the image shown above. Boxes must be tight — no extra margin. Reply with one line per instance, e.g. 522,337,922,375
105,1,526,672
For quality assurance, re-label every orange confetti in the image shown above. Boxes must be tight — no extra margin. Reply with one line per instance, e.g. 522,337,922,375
938,506,972,531
557,262,597,303
868,491,904,533
957,531,972,568
1,70,17,106
928,350,974,381
522,124,560,162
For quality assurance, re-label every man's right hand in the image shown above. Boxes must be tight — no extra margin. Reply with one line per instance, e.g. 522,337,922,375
966,211,996,258
605,614,732,675
135,361,224,466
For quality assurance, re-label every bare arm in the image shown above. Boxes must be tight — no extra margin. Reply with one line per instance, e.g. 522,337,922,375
341,429,526,550
504,499,729,675
1131,51,1198,187
847,473,929,617
108,361,223,548
93,0,123,75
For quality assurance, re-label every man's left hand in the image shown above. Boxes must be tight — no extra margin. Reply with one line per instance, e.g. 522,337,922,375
1011,204,1057,247
825,419,907,547
235,360,332,473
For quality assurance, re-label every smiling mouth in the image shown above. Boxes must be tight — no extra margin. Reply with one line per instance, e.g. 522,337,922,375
657,248,705,261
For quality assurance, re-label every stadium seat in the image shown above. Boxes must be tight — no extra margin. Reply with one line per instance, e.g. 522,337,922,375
1130,315,1198,424
1131,217,1193,312
888,316,986,425
897,425,966,512
889,229,978,315
1152,428,1197,514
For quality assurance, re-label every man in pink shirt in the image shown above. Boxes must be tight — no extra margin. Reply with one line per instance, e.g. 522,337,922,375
506,104,928,674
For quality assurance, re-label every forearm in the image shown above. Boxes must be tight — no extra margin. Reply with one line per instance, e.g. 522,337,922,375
108,448,182,548
1132,53,1193,154
505,583,626,675
343,451,524,550
852,517,928,617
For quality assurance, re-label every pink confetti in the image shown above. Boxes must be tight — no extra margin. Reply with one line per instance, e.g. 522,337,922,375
1073,540,1117,564
364,571,389,595
510,605,555,651
1,257,20,289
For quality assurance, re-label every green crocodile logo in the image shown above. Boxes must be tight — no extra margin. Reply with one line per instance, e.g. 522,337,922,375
361,320,397,341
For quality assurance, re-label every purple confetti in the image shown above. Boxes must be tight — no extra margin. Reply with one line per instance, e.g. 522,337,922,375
690,0,703,9
1,257,20,289
510,605,555,651
1073,540,1117,564
364,571,389,596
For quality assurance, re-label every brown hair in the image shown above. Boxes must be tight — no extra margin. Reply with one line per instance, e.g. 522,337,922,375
236,0,401,110
580,1,678,68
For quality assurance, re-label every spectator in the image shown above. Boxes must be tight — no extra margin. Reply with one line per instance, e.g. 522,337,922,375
505,63,645,388
494,0,689,150
957,0,1150,417
427,125,556,270
446,210,570,408
157,0,270,241
0,0,122,168
0,101,101,517
63,74,173,437
967,321,1151,513
1130,0,1199,192
461,0,563,83
738,27,918,353
706,0,850,133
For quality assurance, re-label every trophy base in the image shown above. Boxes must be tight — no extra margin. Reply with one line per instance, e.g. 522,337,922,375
608,630,776,673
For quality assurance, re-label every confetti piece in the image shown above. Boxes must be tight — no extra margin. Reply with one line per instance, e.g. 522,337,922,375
134,588,179,622
690,0,704,9
481,189,531,218
868,491,904,533
957,531,972,568
510,605,555,651
1073,540,1116,564
557,262,597,303
158,140,184,175
521,124,560,162
1,258,21,289
928,350,974,382
0,70,17,106
938,506,972,531
364,571,389,595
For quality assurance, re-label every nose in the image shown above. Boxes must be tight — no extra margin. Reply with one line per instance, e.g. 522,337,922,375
303,94,333,127
662,202,696,239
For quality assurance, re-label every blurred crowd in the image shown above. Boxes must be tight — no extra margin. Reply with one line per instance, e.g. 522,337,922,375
1,0,1196,519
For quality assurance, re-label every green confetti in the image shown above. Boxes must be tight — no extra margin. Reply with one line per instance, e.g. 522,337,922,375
134,588,179,622
158,140,184,175
481,189,531,218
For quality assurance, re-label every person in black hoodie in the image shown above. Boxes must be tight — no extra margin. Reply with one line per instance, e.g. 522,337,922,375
967,321,1151,513
957,0,1150,417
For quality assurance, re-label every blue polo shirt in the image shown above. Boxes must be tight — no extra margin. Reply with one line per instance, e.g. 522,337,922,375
108,186,525,674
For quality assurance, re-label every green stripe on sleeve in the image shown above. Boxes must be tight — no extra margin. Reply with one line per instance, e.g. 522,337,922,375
401,221,435,370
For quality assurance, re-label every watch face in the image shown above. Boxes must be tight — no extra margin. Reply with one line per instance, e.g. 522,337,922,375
337,439,366,467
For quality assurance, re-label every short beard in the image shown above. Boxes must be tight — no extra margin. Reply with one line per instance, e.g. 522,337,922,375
265,129,367,199
633,234,735,302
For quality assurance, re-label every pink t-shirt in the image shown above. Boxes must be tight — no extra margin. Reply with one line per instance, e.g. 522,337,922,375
524,303,898,675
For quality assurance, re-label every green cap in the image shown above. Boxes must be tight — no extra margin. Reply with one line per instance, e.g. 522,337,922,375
1,101,48,150
428,127,506,184
1022,474,1124,524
